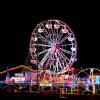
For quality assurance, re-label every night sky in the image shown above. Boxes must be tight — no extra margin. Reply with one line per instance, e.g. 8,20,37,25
0,2,100,71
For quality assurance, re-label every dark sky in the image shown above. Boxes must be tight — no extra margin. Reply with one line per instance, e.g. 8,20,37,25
0,2,100,71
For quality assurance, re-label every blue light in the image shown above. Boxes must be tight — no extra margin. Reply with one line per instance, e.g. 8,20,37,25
95,76,100,84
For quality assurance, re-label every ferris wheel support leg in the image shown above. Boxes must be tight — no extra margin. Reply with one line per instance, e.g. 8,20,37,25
29,84,32,93
51,85,52,91
92,84,95,95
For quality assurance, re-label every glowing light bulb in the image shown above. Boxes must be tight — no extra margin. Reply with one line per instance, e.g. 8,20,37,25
38,28,44,33
71,47,76,51
34,37,37,41
61,28,68,33
45,24,52,29
54,24,60,29
68,37,74,41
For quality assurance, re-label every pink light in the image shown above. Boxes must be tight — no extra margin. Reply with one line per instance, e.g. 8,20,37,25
31,60,37,64
55,43,60,49
29,48,33,52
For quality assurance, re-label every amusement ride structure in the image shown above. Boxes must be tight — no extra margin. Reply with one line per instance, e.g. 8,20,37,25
0,19,100,97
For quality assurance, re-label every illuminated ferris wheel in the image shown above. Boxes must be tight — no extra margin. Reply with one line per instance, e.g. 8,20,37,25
29,19,77,74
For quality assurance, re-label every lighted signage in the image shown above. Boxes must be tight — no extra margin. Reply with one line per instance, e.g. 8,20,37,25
95,75,100,84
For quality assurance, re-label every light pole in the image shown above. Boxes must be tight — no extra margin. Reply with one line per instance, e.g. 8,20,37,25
90,68,95,95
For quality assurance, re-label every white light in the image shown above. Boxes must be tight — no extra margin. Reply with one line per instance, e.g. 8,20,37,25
45,24,52,29
68,37,74,41
38,28,44,33
75,58,77,62
91,68,93,72
54,24,60,29
34,48,36,51
34,37,37,41
61,28,68,33
70,58,75,62
31,60,37,64
65,75,69,79
71,47,76,51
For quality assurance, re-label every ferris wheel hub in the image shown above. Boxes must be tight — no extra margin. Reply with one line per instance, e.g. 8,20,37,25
55,43,60,49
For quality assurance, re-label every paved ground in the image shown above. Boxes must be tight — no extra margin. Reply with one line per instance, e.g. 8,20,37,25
0,92,100,100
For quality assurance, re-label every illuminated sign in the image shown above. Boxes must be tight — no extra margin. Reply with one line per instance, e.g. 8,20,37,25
95,75,100,84
15,73,24,77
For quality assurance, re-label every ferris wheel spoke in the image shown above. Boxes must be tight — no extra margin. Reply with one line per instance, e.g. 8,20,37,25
61,44,72,47
60,34,69,44
57,51,65,65
56,61,59,72
56,29,63,42
48,21,55,42
51,54,57,72
57,51,63,62
47,29,52,41
55,53,59,72
48,29,54,42
37,48,51,56
60,48,72,55
58,50,70,63
55,29,59,42
57,52,67,70
53,24,58,42
39,48,55,68
43,23,54,42
53,63,57,73
54,24,59,42
42,25,51,42
48,62,52,72
55,52,63,71
58,52,69,70
33,44,51,47
42,25,49,35
37,34,52,44
44,51,54,70
45,21,54,42
38,48,52,68
50,25,55,42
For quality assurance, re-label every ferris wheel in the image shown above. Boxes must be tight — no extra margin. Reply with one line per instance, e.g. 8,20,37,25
29,19,77,74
